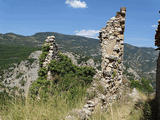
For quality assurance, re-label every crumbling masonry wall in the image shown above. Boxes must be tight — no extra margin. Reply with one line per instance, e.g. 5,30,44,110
42,36,59,80
66,8,126,120
99,7,126,101
155,20,160,120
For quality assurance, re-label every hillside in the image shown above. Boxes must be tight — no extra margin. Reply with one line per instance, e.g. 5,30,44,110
0,32,155,120
0,32,157,82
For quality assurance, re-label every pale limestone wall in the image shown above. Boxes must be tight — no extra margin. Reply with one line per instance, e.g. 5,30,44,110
66,7,126,120
99,7,126,102
42,36,58,67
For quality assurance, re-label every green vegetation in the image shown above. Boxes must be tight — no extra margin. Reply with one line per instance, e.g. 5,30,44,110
0,44,96,120
19,79,26,86
90,90,147,120
77,56,91,64
130,78,154,94
0,32,157,120
42,44,50,52
112,70,117,78
0,32,157,84
39,52,48,66
30,52,96,100
16,73,24,79
26,58,36,65
96,81,105,94
0,44,38,70
142,102,152,120
0,92,86,120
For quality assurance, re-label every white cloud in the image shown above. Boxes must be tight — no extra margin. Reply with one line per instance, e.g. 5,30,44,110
75,29,99,38
65,0,87,8
152,24,157,28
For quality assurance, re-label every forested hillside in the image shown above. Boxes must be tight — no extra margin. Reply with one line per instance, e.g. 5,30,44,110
0,32,157,82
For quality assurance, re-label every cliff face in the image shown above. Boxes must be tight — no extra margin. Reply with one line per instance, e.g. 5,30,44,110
1,51,41,97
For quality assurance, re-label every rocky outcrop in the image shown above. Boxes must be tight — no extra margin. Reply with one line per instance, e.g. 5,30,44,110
155,20,160,120
1,51,41,97
63,52,78,66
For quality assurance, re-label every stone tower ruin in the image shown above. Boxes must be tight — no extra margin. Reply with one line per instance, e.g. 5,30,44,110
99,7,126,102
155,20,160,120
42,36,59,80
66,7,127,120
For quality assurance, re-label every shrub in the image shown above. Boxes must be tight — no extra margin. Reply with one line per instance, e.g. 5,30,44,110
39,52,48,67
112,70,117,78
42,44,50,52
143,102,152,120
30,52,96,100
38,67,48,78
30,77,50,99
19,79,26,86
130,78,154,94
26,58,36,65
16,73,23,79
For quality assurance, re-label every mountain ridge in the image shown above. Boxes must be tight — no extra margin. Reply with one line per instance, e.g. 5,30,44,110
0,32,157,83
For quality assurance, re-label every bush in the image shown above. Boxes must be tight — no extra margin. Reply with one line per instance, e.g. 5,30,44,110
130,78,153,94
16,73,23,79
38,67,48,78
143,102,152,120
30,52,96,100
27,58,36,65
42,44,50,52
39,52,48,67
19,79,26,86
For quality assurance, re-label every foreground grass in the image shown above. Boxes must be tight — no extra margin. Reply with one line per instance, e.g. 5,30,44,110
90,90,148,120
0,89,86,120
0,88,153,120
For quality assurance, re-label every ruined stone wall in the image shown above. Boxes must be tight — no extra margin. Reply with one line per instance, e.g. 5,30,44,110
66,7,126,120
42,36,59,80
155,20,160,120
99,7,126,102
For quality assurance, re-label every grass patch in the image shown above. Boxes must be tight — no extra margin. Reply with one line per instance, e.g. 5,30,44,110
90,89,148,120
0,90,86,120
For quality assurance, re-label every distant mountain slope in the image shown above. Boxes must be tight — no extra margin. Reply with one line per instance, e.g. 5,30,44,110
0,32,158,81
124,44,158,85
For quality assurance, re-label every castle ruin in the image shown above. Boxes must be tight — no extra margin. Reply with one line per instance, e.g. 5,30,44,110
99,7,126,103
66,7,126,120
42,36,59,80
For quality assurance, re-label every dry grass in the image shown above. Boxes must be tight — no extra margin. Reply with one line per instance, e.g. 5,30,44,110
90,89,148,120
0,92,85,120
0,88,151,120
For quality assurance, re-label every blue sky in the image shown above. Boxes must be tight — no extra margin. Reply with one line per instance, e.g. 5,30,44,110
0,0,160,47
